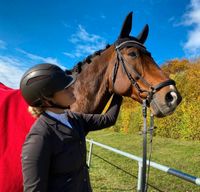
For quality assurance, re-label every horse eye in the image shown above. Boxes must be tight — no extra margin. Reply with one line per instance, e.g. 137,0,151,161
128,52,137,58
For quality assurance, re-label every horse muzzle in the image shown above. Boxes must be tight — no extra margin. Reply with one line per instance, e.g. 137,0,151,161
149,88,182,117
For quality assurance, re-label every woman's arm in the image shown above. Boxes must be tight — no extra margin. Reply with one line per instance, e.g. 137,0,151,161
80,94,123,132
22,133,51,192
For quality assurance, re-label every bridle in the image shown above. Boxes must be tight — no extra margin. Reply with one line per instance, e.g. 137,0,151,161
112,40,175,102
111,40,176,192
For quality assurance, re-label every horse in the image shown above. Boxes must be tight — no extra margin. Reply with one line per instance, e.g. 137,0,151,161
69,12,181,117
0,12,182,192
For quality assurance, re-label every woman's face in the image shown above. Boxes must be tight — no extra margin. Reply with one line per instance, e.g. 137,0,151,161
53,86,76,107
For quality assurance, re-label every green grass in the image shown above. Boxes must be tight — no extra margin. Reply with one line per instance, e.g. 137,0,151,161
86,129,200,192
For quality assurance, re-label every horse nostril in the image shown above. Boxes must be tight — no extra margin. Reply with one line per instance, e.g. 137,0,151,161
165,91,178,106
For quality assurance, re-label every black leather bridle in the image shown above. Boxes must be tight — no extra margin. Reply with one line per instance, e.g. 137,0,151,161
112,40,176,192
112,40,175,102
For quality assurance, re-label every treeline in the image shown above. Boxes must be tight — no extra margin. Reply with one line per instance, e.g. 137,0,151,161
112,58,200,141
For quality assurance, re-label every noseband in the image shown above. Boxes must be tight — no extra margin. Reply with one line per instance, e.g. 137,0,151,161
112,40,175,102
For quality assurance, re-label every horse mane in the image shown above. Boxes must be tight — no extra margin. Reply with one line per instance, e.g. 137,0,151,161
64,34,148,76
65,44,111,75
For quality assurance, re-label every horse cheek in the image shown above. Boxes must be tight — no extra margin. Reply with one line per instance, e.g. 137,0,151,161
114,75,131,95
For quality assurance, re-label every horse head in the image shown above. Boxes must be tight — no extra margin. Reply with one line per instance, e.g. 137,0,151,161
108,12,182,117
68,12,182,117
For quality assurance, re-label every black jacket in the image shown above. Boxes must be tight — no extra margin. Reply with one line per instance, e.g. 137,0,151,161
22,94,122,192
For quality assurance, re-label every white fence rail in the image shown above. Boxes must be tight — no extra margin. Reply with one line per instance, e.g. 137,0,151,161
86,139,200,191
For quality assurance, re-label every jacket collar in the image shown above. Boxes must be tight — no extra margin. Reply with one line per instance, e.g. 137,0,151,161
40,112,80,138
40,112,57,125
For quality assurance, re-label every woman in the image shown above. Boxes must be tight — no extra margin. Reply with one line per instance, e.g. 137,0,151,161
20,63,122,192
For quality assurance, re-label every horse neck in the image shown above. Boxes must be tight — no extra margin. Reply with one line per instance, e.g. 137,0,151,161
70,46,115,114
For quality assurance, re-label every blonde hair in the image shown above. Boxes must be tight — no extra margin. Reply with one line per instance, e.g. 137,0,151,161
28,106,46,118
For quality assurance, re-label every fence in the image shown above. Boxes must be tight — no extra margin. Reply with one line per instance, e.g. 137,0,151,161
86,139,200,192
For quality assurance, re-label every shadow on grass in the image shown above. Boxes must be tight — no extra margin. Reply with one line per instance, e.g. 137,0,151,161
93,185,136,191
91,153,165,192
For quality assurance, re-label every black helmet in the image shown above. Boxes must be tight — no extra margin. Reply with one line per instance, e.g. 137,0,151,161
20,63,75,107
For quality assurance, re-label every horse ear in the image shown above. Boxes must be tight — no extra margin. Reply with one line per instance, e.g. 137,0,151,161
118,12,133,38
137,24,149,44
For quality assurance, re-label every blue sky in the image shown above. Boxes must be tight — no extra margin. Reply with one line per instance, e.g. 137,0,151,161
0,0,200,88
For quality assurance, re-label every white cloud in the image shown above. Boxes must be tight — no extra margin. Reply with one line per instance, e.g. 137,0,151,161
62,22,72,29
0,49,66,88
182,0,200,57
0,56,25,88
63,52,76,58
64,25,107,59
16,48,60,65
168,16,175,23
0,40,7,49
70,25,104,43
100,14,106,19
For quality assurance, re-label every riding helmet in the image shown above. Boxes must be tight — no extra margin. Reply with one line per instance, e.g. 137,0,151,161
20,63,75,107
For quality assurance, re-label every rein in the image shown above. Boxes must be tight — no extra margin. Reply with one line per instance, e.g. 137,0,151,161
112,40,175,192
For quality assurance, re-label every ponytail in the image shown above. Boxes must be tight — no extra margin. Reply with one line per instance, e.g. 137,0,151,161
28,106,46,118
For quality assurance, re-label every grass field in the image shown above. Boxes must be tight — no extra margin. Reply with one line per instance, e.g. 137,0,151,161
86,129,200,192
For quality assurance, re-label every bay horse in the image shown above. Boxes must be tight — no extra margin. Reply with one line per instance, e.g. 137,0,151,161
0,12,181,192
69,12,181,117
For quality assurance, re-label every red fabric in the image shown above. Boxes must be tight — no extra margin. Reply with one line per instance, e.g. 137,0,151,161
0,83,35,192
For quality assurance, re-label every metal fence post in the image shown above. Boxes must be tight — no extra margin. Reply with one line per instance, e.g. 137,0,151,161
137,161,143,192
87,139,93,167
